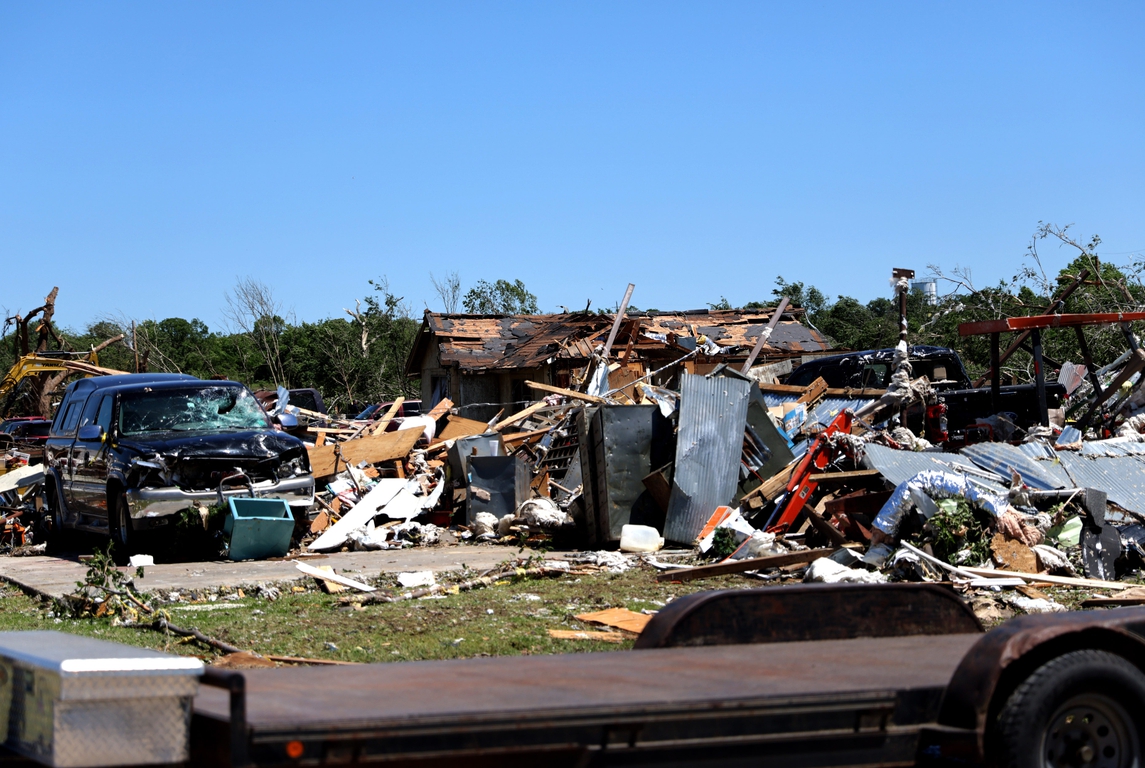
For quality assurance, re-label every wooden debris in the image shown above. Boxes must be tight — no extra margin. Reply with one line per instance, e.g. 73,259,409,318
796,376,828,405
309,510,331,534
492,401,547,432
1081,586,1145,607
367,397,404,436
574,608,651,634
960,566,1125,590
307,429,421,478
435,415,491,443
312,565,347,594
990,533,1038,573
548,629,628,644
212,651,277,669
424,398,454,421
525,381,606,404
656,548,838,582
295,562,376,592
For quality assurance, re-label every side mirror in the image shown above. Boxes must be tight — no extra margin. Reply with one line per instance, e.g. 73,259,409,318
277,413,299,429
78,425,103,442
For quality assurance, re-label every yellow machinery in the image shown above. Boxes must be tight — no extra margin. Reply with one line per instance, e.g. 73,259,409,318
0,353,126,405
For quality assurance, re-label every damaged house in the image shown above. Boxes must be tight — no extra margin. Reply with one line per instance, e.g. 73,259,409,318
405,307,833,419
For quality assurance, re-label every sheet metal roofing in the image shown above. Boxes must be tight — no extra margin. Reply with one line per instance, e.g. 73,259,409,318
406,307,830,375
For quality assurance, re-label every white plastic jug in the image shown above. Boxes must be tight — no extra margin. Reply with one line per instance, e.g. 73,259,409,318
619,524,664,553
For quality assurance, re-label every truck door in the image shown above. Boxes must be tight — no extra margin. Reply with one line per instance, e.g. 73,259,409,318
70,394,114,517
52,395,88,514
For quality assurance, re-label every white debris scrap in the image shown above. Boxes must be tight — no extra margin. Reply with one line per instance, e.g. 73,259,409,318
804,557,887,584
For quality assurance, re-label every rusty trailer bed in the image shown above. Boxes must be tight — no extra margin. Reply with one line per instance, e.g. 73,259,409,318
192,633,980,767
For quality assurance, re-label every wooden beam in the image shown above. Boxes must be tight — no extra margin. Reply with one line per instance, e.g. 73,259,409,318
367,397,404,436
807,469,881,483
741,297,789,373
491,401,547,432
525,381,606,404
757,383,886,398
425,398,454,421
656,548,837,582
795,376,828,405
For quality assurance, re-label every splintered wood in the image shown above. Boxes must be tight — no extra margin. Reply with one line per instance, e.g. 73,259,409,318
574,608,652,635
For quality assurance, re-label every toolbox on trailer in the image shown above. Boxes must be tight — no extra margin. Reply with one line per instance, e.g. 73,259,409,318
0,631,202,767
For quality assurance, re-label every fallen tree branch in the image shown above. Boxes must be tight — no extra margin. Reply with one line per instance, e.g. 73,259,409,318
341,565,568,606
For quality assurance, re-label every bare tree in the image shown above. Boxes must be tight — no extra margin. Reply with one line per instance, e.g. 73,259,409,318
430,271,462,314
223,278,290,387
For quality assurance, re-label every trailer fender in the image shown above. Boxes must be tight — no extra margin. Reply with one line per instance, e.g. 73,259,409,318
933,607,1145,759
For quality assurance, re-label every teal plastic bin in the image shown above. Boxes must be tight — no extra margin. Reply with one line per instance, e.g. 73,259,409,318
223,497,295,561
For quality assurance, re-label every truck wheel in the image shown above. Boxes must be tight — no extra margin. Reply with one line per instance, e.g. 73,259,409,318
42,482,73,553
992,649,1144,768
110,490,136,562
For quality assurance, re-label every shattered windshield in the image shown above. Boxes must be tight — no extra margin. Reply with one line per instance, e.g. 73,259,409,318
119,386,270,436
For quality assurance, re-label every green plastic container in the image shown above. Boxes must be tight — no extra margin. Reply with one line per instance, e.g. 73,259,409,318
223,497,295,561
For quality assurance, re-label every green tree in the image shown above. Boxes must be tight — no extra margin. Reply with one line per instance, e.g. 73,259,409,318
462,279,539,314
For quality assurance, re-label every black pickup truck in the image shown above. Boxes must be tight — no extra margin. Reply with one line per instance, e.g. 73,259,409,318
786,345,1064,443
42,373,314,554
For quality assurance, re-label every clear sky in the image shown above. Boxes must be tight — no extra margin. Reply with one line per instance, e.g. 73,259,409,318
2,2,1143,333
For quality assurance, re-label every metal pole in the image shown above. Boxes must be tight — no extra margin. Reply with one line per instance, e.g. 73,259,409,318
741,297,790,374
990,332,1001,415
1031,328,1049,427
601,283,635,359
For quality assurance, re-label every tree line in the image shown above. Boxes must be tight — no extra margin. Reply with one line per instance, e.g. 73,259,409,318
3,223,1142,417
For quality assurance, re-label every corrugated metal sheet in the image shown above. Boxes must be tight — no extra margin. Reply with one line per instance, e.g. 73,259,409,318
1056,452,1145,517
664,373,752,544
1079,438,1145,457
961,443,1070,491
861,443,1007,493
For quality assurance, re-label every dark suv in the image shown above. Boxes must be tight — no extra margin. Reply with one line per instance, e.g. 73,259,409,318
43,374,314,552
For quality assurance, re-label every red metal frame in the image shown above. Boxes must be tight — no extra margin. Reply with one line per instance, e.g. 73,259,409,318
767,410,853,535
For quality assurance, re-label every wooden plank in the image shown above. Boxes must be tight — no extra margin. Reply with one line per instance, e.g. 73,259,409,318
547,629,628,644
435,415,491,442
307,429,421,478
525,381,606,404
796,376,828,405
656,548,837,582
313,431,326,447
367,397,405,436
502,426,552,448
806,509,848,548
960,566,1125,590
744,463,797,503
425,398,454,421
574,608,651,634
492,401,547,432
757,382,887,398
807,469,881,483
642,468,672,513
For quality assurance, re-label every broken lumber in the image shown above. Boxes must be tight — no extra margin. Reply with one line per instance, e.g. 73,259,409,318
425,398,454,421
548,629,628,644
492,401,547,432
433,415,492,445
525,381,606,404
367,397,405,436
295,561,376,592
307,428,421,478
960,566,1125,591
656,548,837,582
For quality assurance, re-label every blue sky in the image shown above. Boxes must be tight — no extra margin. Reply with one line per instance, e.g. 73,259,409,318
2,2,1143,333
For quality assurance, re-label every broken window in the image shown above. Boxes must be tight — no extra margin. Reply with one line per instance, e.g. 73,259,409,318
119,386,270,436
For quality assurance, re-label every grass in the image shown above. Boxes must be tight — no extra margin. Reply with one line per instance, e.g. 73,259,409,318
0,564,773,664
0,557,1128,665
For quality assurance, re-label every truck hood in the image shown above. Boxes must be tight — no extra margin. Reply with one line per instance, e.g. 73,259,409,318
119,430,309,491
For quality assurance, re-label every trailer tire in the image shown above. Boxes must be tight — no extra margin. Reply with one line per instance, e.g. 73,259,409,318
992,649,1145,768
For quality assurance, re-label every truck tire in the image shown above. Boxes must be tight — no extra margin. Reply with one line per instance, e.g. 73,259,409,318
110,490,136,563
42,480,74,554
992,649,1145,768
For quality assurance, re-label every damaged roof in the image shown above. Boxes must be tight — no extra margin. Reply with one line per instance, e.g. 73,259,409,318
405,307,831,375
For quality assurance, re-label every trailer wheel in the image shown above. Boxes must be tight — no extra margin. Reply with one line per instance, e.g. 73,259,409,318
993,649,1144,768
